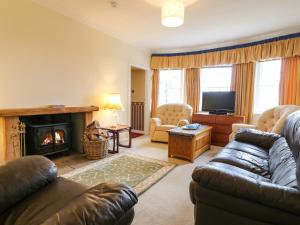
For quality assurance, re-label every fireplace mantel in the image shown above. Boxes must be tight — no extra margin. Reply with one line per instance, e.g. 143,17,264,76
0,106,99,164
0,106,99,117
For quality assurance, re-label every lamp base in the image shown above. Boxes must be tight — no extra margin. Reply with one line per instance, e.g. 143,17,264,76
111,111,119,128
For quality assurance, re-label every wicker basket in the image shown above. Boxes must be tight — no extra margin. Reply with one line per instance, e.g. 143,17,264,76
82,133,108,160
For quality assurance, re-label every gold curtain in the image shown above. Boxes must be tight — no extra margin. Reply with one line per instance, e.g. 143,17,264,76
151,36,300,69
185,68,200,112
150,70,160,117
279,56,300,105
231,62,255,123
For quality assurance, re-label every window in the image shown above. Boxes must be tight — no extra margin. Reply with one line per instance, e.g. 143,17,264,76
253,59,281,114
158,69,184,106
200,66,232,92
200,66,232,109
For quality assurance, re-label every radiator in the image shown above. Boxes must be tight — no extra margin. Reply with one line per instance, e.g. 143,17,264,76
131,102,144,131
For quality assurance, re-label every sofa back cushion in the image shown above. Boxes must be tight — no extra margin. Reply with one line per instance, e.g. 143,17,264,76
156,103,192,125
281,110,300,161
269,138,297,188
0,156,57,214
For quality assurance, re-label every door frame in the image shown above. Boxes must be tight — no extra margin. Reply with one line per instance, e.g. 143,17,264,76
128,64,150,134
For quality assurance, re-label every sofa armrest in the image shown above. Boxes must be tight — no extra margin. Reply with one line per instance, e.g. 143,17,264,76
229,124,257,142
235,128,281,149
0,156,57,214
151,117,162,126
42,183,138,225
192,163,300,215
177,119,189,127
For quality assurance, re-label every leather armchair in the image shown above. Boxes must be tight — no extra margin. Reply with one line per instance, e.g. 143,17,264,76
230,105,300,141
0,156,137,225
150,103,193,142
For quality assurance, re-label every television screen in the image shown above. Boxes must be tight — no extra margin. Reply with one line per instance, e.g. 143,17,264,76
202,91,235,114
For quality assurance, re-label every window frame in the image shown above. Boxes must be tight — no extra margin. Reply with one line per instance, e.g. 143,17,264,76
158,69,185,106
253,58,282,114
199,65,233,110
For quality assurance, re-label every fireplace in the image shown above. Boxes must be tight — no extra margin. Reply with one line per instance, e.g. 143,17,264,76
26,123,71,156
22,114,72,156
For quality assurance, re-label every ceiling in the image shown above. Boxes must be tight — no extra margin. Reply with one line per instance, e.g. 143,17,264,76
33,0,300,53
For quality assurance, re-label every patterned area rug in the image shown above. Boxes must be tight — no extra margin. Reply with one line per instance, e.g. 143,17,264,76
62,153,176,195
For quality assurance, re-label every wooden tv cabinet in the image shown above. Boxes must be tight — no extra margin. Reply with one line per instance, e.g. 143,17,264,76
192,113,246,147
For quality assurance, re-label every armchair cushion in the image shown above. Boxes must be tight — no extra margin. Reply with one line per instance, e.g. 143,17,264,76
235,128,281,149
156,103,192,126
257,105,300,133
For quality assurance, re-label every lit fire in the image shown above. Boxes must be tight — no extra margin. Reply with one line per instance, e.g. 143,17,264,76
55,131,65,144
42,133,53,145
41,131,65,146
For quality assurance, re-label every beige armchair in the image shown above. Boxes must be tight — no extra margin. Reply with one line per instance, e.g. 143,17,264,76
230,105,300,141
150,103,193,142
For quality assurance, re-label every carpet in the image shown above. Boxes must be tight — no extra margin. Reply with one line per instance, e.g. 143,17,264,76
62,153,176,195
131,132,144,139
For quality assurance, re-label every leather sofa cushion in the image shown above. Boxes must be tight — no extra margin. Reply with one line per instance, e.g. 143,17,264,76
226,141,269,159
281,111,300,161
155,124,176,132
0,156,57,214
235,128,280,149
0,177,87,225
211,147,270,178
191,162,300,217
269,138,297,188
0,179,138,225
42,183,138,225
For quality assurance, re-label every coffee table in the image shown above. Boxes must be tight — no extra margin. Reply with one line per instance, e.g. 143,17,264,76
168,125,212,162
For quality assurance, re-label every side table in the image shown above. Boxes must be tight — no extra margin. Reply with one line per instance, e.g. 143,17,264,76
100,125,132,153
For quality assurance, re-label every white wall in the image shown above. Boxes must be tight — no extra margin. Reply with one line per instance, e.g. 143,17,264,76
0,0,150,126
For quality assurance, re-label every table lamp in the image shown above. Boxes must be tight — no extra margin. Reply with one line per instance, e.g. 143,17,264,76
102,93,124,128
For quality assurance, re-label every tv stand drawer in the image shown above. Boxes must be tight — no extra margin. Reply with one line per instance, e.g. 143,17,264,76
192,113,245,146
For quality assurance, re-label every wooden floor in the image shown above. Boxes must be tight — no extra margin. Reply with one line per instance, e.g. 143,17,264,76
50,152,100,175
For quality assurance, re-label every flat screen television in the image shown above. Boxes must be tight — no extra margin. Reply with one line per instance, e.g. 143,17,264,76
202,91,235,114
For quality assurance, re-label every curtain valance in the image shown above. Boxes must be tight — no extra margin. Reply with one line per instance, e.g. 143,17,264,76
151,33,300,69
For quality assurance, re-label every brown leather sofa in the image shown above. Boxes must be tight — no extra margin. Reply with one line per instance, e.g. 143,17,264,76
190,110,300,225
0,156,137,225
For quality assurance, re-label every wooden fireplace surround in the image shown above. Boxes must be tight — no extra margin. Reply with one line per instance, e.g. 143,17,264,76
0,106,99,164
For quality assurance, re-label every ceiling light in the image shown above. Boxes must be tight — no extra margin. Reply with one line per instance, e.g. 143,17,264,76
161,0,184,28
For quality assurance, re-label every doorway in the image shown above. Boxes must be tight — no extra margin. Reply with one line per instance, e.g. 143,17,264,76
130,66,146,137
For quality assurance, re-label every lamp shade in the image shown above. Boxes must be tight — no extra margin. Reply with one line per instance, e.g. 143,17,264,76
102,93,124,111
161,0,184,27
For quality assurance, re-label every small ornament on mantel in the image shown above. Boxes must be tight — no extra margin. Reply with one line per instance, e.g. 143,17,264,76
46,105,66,108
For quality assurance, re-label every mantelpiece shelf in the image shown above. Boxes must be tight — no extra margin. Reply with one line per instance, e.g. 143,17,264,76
0,106,99,117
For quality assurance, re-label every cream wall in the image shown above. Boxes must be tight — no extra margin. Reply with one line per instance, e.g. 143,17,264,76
0,0,150,126
131,69,146,102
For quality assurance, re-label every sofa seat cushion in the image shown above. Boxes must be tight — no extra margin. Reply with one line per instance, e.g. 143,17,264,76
269,138,297,188
211,147,270,178
226,141,269,159
0,177,87,225
155,124,176,132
